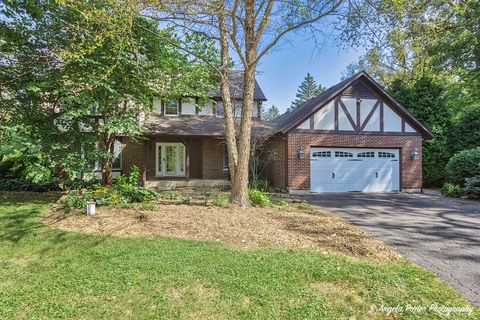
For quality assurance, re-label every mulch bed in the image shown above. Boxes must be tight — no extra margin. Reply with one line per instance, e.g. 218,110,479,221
43,199,400,261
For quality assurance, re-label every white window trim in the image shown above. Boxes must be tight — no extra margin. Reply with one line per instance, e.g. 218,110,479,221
163,100,179,116
155,142,186,177
181,98,196,115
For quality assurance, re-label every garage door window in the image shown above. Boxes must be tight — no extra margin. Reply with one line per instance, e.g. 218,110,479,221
378,152,395,158
357,151,375,158
335,151,353,158
312,151,331,158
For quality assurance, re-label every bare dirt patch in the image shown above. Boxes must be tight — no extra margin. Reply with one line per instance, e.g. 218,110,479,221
43,201,400,261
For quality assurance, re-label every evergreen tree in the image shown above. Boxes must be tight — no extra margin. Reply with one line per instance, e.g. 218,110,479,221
261,105,280,121
290,73,325,110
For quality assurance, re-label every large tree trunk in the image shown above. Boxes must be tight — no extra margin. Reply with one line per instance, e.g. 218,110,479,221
230,0,257,207
218,4,238,188
100,130,115,186
230,68,256,206
101,159,113,186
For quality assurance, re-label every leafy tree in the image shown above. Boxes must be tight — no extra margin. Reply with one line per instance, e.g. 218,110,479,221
1,0,215,185
149,1,342,206
389,77,452,186
261,105,280,121
449,107,480,154
290,73,326,110
337,0,480,187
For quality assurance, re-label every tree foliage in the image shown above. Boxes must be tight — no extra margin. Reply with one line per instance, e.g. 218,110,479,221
338,0,480,187
148,0,342,206
389,77,452,186
0,0,216,185
261,105,280,121
290,73,325,110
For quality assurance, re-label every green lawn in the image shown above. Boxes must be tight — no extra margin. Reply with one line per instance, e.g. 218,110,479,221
0,194,478,319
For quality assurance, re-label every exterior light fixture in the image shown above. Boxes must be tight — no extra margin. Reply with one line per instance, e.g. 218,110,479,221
298,148,305,160
410,148,419,160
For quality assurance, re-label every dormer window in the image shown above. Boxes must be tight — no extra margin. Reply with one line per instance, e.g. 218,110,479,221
164,100,179,116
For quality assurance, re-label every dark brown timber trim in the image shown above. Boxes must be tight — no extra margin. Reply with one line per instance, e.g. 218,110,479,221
380,102,384,133
338,99,357,130
359,100,380,132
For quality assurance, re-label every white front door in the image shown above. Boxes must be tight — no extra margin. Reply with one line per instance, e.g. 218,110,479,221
310,147,400,193
155,143,186,177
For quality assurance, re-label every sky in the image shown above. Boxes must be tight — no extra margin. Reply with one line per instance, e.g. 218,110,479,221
255,37,365,114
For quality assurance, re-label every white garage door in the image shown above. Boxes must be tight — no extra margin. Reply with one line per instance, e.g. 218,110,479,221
310,148,400,193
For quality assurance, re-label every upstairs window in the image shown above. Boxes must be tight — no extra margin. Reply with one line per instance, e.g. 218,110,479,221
198,102,214,116
164,100,179,116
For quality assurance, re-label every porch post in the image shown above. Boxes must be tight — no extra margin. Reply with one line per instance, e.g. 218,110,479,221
142,139,147,186
185,138,190,181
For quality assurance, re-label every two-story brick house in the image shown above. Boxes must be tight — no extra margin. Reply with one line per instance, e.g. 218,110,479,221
116,71,433,192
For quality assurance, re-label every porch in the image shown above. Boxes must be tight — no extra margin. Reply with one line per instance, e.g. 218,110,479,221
121,135,230,189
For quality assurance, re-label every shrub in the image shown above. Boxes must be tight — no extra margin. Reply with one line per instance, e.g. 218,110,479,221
248,189,270,206
445,148,480,185
274,199,291,211
298,201,311,211
464,176,480,199
441,183,463,198
181,196,191,204
212,194,228,206
58,167,157,212
0,178,60,192
249,179,269,192
160,191,181,200
200,189,211,205
119,186,157,203
58,190,94,213
59,179,100,191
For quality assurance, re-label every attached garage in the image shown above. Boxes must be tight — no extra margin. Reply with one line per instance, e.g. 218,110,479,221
310,147,400,193
267,71,434,194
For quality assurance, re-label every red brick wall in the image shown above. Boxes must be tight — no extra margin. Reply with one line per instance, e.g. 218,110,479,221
284,132,423,191
201,137,229,179
263,135,287,190
122,138,144,177
121,137,224,180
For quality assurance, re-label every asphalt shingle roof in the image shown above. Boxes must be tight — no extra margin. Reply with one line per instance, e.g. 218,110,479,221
209,70,267,101
144,115,275,138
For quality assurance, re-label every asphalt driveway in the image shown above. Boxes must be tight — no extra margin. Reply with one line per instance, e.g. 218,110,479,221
305,192,480,306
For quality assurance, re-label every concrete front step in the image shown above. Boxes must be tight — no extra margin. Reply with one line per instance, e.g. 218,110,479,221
144,179,230,190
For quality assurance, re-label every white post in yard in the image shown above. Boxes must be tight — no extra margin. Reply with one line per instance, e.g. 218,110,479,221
86,200,96,216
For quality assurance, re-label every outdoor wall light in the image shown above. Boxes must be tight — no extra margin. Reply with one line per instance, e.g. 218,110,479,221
297,148,305,160
410,147,419,160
